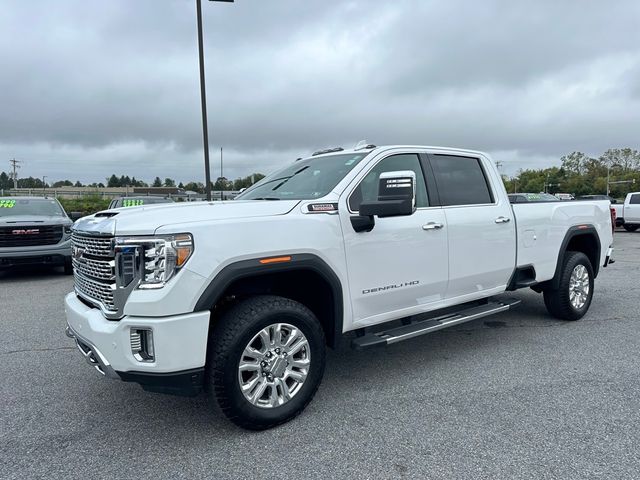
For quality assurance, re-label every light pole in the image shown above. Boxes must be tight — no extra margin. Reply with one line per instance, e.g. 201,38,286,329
42,176,47,195
196,0,234,202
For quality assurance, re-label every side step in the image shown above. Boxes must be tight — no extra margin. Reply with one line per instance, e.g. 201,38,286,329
351,297,521,350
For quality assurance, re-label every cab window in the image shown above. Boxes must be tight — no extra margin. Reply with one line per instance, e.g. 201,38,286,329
349,154,429,211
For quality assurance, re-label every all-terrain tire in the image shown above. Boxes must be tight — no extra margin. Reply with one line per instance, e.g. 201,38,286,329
623,224,639,232
207,295,326,430
543,251,594,321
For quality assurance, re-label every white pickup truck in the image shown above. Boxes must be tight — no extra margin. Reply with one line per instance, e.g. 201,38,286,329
65,145,614,430
612,192,640,231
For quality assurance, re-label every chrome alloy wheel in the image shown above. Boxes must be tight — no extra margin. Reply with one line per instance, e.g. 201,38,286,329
569,264,590,309
238,323,311,409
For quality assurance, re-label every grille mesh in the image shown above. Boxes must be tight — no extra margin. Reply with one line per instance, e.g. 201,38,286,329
72,233,116,312
71,233,113,257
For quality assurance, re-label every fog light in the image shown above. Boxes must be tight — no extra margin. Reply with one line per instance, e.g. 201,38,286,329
130,328,154,362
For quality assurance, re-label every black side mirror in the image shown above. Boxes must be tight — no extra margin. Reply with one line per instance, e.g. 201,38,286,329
359,171,416,218
69,211,83,221
351,171,417,232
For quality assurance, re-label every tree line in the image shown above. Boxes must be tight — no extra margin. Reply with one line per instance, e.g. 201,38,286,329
0,172,265,194
502,148,640,198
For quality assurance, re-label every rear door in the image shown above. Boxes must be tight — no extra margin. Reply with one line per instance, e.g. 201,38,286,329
626,193,640,223
427,153,516,299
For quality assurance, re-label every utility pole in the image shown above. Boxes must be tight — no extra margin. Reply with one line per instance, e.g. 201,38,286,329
220,146,223,200
9,158,21,189
195,0,235,202
42,176,47,195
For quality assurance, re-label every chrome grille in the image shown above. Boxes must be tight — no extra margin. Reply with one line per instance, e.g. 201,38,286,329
71,232,113,257
74,272,116,311
72,257,115,281
72,232,117,313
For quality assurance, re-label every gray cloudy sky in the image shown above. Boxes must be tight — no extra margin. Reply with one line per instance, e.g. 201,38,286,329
1,0,639,183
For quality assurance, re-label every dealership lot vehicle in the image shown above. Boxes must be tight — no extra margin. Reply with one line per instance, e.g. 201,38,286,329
65,145,614,429
508,192,559,203
0,197,75,273
107,196,174,209
1,232,638,479
611,192,640,231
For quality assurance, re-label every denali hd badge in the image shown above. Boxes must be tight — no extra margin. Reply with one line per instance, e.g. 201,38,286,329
363,280,419,294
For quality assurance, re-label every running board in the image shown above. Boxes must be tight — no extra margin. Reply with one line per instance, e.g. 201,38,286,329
351,298,521,350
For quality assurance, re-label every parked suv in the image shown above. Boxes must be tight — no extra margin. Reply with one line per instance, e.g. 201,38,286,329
0,197,74,273
65,145,614,429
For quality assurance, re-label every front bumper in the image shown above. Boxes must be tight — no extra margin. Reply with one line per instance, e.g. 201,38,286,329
0,239,71,267
64,292,210,383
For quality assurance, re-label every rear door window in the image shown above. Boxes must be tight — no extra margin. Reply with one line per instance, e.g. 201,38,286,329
630,194,640,204
430,155,494,206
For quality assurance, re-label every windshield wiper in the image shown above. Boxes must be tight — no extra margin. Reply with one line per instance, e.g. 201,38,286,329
272,166,309,191
251,197,281,200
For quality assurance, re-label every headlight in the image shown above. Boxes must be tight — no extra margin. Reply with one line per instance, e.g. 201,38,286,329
114,234,193,289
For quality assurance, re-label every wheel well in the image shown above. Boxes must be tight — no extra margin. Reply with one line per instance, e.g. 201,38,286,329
212,269,340,348
565,233,599,276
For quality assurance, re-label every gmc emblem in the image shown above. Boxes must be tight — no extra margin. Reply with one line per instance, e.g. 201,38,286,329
12,229,40,235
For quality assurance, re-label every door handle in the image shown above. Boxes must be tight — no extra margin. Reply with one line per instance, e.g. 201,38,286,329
495,216,511,224
422,222,444,230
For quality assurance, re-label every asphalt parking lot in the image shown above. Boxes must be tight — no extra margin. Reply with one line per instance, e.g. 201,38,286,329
1,231,639,479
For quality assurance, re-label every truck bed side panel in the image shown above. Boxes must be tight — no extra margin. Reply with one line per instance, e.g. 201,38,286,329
513,201,612,282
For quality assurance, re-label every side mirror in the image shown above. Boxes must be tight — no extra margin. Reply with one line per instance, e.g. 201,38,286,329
69,211,83,221
359,171,416,218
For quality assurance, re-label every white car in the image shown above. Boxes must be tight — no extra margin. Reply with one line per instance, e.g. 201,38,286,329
611,192,640,231
64,145,614,429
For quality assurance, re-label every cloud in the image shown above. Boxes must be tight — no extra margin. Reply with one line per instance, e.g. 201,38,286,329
1,0,639,182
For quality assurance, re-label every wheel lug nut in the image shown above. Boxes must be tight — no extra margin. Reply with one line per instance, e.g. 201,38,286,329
283,352,287,357
275,348,280,354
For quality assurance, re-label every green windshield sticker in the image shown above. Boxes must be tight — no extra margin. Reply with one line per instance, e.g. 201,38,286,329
123,199,144,207
0,199,16,208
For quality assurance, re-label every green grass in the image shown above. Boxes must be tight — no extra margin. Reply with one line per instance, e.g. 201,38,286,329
59,195,111,217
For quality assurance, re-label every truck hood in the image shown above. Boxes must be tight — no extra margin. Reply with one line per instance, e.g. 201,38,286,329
73,200,300,236
0,215,72,226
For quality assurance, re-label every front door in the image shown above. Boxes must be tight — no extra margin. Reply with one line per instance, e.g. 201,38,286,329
626,193,640,223
340,152,449,328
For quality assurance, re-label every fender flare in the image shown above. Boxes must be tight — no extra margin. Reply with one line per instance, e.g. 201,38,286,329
194,253,344,347
551,225,601,289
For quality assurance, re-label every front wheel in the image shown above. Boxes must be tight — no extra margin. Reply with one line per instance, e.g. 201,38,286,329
623,224,639,232
543,251,594,321
207,295,326,430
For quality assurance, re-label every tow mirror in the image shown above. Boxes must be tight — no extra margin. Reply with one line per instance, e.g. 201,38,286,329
69,211,83,221
359,171,416,218
351,171,417,233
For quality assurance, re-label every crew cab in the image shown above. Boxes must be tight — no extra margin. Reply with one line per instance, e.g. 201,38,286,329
611,192,640,231
1,197,75,273
64,145,614,429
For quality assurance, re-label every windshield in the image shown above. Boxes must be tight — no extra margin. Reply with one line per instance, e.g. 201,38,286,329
237,153,369,201
0,198,66,217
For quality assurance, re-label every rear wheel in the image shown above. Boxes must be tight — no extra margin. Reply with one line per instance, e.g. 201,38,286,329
543,251,594,321
207,295,326,430
623,224,639,232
